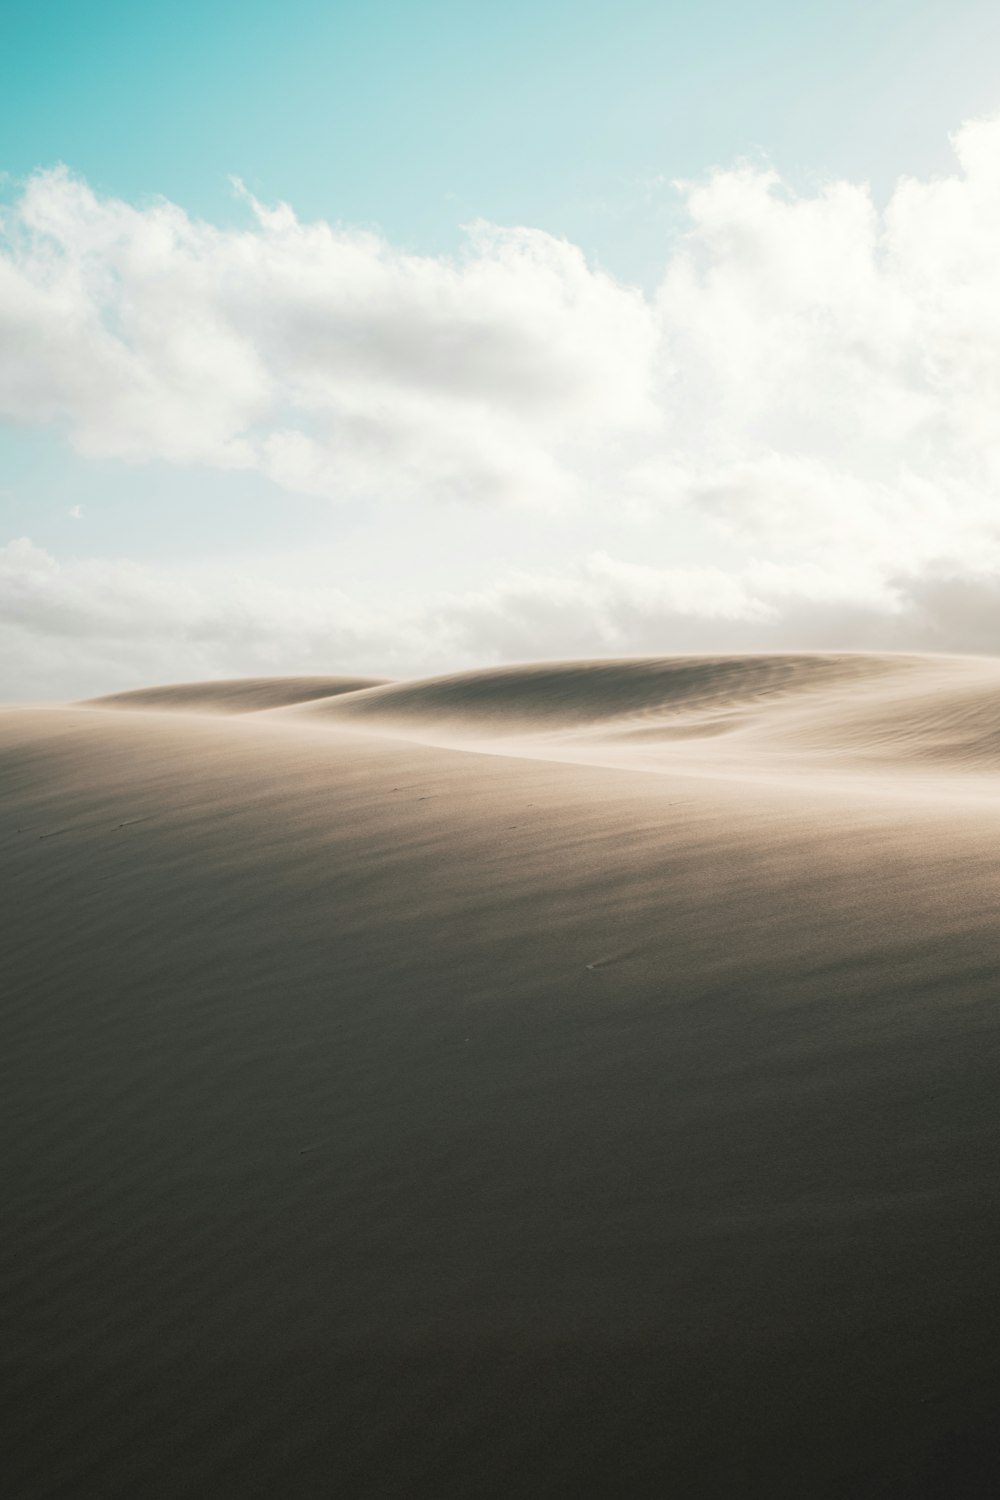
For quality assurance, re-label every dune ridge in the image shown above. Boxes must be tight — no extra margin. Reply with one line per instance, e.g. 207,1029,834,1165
84,673,389,714
283,652,903,731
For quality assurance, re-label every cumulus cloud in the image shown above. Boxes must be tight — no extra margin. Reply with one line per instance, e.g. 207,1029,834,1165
646,128,1000,572
6,115,1000,690
0,171,655,505
2,124,1000,524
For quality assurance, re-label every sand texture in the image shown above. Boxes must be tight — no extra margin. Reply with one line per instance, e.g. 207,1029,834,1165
5,653,1000,1496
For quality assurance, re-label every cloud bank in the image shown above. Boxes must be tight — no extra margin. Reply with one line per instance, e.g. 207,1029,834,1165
5,537,1000,704
5,115,1000,692
0,170,655,506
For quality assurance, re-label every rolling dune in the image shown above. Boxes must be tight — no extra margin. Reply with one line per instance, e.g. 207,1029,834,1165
284,652,904,733
283,651,1000,779
5,654,1000,1497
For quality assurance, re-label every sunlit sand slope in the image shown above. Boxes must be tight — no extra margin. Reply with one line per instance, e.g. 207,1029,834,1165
85,674,388,714
5,655,1000,1496
287,651,1000,775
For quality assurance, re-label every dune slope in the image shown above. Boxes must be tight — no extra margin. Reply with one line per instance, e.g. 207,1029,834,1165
5,655,1000,1497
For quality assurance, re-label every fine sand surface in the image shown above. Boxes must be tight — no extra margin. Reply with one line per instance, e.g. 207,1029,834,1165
5,653,1000,1496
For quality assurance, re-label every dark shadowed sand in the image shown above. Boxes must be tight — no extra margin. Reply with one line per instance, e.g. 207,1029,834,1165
5,654,1000,1497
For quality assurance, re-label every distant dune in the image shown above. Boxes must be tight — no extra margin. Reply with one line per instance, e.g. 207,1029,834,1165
5,653,1000,1496
84,673,389,714
283,651,900,730
283,651,1000,776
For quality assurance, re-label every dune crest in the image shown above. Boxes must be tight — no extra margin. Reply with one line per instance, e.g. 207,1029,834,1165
82,674,390,715
287,653,901,733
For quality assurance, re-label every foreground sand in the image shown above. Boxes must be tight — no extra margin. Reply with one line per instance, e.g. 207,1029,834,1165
5,654,1000,1496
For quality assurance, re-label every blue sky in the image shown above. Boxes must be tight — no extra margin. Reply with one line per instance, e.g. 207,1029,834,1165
5,0,999,277
4,0,1000,695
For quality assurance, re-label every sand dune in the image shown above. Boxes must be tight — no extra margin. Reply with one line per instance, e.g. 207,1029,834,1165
284,651,903,733
285,651,1000,779
6,654,1000,1496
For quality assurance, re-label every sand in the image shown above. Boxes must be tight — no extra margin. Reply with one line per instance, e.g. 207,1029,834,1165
4,653,1000,1497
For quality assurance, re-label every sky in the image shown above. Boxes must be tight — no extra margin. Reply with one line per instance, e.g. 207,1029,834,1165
4,0,1000,697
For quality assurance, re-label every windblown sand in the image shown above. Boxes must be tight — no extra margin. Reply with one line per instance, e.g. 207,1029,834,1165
5,654,1000,1496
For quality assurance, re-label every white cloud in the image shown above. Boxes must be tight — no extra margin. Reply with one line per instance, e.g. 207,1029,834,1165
0,170,655,506
2,122,999,532
6,115,1000,690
